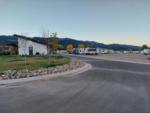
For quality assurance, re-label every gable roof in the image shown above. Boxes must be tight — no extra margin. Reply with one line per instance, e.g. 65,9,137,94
14,34,47,46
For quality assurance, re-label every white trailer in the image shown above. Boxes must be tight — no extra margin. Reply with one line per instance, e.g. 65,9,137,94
143,49,150,55
74,48,98,55
85,48,98,55
78,48,86,55
99,48,109,54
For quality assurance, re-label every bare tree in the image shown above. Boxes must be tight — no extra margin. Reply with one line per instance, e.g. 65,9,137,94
41,29,51,65
49,32,59,64
41,28,49,39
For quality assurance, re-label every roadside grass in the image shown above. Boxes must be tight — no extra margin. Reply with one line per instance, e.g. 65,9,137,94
0,55,70,72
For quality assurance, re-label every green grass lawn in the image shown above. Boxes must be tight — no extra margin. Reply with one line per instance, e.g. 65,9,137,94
0,55,70,72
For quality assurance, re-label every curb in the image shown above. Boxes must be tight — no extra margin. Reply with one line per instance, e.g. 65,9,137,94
0,63,92,85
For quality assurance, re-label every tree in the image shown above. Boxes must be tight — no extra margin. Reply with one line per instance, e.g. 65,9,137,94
41,28,50,52
41,29,51,65
142,44,148,50
85,44,90,48
49,32,58,54
78,44,85,48
41,28,49,39
66,44,73,54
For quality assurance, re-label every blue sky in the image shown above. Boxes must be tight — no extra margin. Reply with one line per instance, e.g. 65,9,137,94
0,0,150,46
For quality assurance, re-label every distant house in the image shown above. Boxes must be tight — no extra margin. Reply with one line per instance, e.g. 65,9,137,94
8,43,18,55
0,44,8,55
16,35,48,55
0,43,18,55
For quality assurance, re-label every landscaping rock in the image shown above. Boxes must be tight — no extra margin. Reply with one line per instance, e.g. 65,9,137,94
0,58,85,80
1,74,9,80
0,76,3,80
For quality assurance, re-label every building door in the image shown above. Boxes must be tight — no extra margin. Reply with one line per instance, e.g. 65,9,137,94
29,46,33,55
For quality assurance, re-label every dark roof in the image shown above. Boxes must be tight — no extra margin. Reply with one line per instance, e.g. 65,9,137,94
14,34,47,46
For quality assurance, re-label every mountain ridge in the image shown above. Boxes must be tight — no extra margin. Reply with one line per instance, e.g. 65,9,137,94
0,35,141,51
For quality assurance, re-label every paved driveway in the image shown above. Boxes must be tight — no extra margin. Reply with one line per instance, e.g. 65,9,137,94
0,56,150,113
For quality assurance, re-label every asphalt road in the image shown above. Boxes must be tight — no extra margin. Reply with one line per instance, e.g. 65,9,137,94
1,56,150,113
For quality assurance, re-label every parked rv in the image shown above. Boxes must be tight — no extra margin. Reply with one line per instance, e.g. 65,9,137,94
72,48,79,54
85,48,98,55
99,48,109,54
143,49,150,55
73,48,98,55
98,48,115,54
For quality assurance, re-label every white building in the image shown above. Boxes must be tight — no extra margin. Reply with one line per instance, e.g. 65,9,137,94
17,35,48,55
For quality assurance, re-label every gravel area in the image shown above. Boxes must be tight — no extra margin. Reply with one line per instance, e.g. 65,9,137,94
82,53,150,64
0,59,85,80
